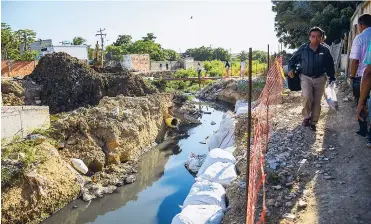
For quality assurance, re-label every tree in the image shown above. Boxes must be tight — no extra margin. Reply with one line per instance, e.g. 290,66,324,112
142,33,157,41
113,35,132,46
252,50,267,63
237,51,249,61
185,46,231,61
129,40,165,60
164,49,180,61
15,29,36,52
272,1,360,48
105,33,180,61
1,23,20,60
88,47,94,60
19,50,38,61
72,37,86,45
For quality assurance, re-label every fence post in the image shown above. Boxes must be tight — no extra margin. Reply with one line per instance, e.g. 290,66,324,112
267,44,270,70
245,47,253,224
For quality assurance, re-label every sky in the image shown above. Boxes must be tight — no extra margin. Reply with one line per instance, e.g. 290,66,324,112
1,0,285,54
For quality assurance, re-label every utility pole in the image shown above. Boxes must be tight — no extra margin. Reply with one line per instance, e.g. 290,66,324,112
96,28,107,66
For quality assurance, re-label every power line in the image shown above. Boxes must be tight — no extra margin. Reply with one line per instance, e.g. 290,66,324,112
95,28,107,66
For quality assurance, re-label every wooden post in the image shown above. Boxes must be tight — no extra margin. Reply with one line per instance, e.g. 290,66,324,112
267,44,270,70
245,47,253,224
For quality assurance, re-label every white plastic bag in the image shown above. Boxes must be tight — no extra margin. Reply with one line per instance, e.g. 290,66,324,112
71,158,88,174
196,162,237,187
183,181,227,210
185,153,207,174
171,205,224,224
197,148,236,176
208,113,236,150
324,83,338,111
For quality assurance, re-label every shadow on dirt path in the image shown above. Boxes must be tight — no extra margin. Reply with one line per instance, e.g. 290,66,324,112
300,86,371,224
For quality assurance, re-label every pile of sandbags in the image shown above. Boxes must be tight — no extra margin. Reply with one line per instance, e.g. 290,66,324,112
29,52,157,113
176,112,239,224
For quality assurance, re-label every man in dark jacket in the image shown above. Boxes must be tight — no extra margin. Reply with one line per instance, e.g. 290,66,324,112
288,27,336,131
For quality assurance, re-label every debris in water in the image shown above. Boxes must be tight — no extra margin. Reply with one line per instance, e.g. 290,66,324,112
211,121,216,125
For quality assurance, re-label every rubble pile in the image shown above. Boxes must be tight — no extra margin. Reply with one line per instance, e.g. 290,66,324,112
1,80,25,106
29,52,157,113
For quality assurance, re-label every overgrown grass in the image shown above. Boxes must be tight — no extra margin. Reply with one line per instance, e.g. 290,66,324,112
1,128,55,188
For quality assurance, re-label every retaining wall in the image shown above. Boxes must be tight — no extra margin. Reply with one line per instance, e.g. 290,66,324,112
1,106,50,140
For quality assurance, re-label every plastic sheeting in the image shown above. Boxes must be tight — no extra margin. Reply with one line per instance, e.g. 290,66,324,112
171,205,224,224
185,153,207,174
197,148,236,176
196,162,237,187
183,181,227,210
208,113,236,150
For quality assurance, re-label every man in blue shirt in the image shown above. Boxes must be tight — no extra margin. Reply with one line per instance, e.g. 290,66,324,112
288,27,335,131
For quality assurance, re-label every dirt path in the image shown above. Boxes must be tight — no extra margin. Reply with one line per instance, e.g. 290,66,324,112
259,82,371,224
220,81,371,224
294,84,371,224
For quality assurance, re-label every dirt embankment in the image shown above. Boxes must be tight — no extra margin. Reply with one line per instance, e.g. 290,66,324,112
198,79,263,105
1,80,25,106
53,93,173,172
1,53,187,224
28,52,157,113
1,142,82,224
1,93,175,224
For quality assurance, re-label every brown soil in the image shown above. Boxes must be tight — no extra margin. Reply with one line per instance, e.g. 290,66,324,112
1,142,81,224
199,79,262,105
52,93,173,173
224,82,371,224
1,79,42,106
1,80,25,106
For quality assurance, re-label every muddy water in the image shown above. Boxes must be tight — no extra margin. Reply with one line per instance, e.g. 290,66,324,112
43,101,229,224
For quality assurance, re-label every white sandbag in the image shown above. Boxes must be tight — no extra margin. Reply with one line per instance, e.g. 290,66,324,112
71,158,88,174
197,148,236,176
183,181,226,210
185,153,207,174
196,162,237,187
223,146,236,154
171,205,224,224
324,83,338,111
208,113,236,150
234,100,249,115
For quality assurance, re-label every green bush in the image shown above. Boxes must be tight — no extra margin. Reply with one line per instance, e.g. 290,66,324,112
174,69,197,78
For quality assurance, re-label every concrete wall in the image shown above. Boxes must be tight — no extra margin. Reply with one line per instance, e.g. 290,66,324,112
1,106,50,140
150,61,180,71
1,60,38,77
121,54,150,72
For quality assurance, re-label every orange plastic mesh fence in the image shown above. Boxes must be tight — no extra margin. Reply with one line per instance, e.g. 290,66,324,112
246,58,284,224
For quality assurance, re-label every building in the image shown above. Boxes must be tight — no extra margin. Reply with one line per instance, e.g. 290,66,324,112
29,39,53,56
121,54,150,72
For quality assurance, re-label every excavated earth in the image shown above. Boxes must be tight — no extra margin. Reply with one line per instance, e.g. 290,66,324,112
28,52,157,113
1,53,201,224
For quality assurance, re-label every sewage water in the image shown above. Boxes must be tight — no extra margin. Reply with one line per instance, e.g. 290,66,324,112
43,101,229,224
